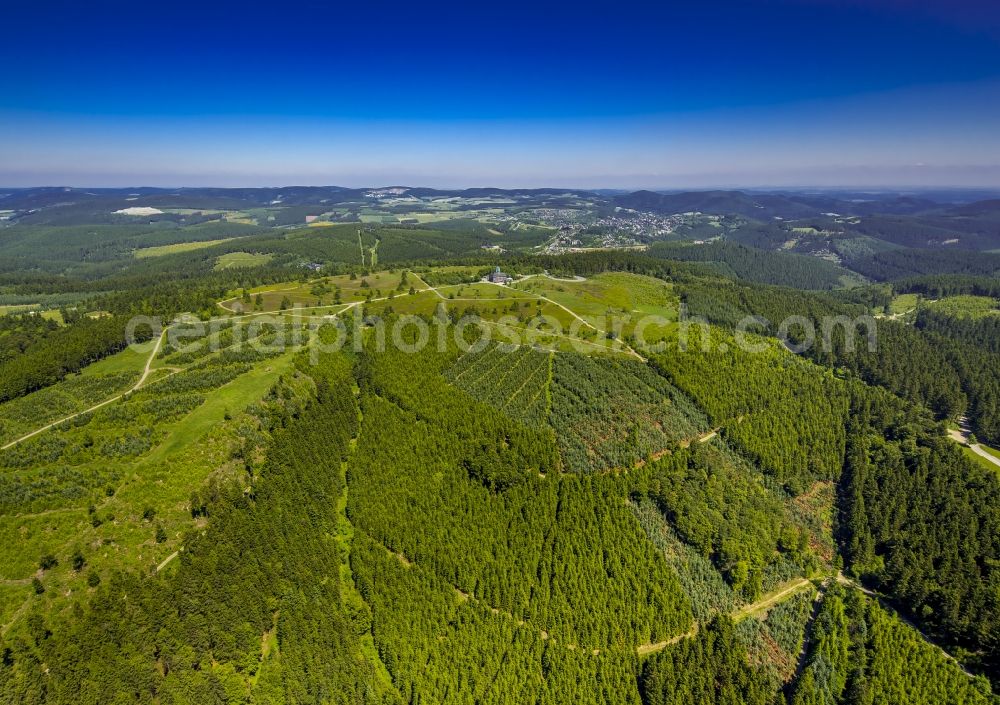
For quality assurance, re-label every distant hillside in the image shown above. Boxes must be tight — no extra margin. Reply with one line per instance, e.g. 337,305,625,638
947,199,1000,219
650,240,857,289
611,189,973,220
614,190,822,219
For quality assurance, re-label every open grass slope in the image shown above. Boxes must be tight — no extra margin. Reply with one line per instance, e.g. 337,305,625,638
924,294,1000,319
219,269,408,311
213,251,274,270
217,268,668,357
134,237,240,258
512,271,679,325
0,323,309,637
218,267,649,357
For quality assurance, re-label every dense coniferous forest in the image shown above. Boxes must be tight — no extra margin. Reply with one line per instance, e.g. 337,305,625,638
647,318,1000,676
842,400,1000,667
640,617,776,705
650,328,851,494
649,241,853,289
842,248,1000,280
639,442,824,600
671,277,865,333
917,309,1000,353
350,343,692,650
792,585,995,704
893,275,1000,299
0,314,147,402
932,337,1000,444
820,319,969,419
662,272,1000,449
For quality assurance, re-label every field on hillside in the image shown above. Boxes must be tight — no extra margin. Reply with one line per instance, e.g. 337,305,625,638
213,251,274,270
412,264,490,285
888,292,919,314
0,320,317,636
361,286,618,354
924,294,1000,318
219,269,409,311
135,237,239,258
0,344,150,446
510,272,681,347
512,272,678,319
0,306,64,324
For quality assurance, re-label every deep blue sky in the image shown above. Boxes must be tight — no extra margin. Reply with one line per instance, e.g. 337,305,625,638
2,0,999,188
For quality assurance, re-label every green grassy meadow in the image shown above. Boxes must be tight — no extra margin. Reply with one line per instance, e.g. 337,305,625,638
924,294,999,318
135,237,239,258
888,292,919,314
213,251,274,269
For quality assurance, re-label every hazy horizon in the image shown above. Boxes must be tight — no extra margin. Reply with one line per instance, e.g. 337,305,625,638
4,182,1000,195
3,0,999,188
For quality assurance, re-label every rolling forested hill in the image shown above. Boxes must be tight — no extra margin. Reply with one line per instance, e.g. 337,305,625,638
0,191,999,703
